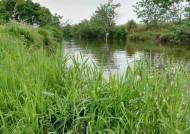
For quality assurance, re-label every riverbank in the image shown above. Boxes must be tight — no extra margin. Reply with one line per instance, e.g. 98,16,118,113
63,20,190,44
127,21,190,43
0,23,190,133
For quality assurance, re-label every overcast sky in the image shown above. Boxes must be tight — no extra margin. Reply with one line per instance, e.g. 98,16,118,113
32,0,140,25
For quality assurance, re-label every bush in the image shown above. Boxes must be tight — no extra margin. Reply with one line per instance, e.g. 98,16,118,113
128,31,158,41
176,23,190,42
157,31,178,43
125,20,137,33
113,26,127,40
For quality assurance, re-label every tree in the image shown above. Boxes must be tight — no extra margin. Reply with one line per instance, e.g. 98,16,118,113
156,0,185,22
185,0,190,20
0,0,62,27
37,6,52,26
90,0,120,33
51,13,63,27
62,24,72,38
133,0,186,23
133,0,161,23
0,1,7,24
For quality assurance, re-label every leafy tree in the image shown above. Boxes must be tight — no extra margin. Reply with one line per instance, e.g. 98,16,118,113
71,20,92,38
162,0,185,22
51,13,63,27
0,0,62,27
133,0,161,23
37,6,52,26
134,0,186,23
90,0,120,33
0,1,7,24
185,0,190,20
62,24,72,38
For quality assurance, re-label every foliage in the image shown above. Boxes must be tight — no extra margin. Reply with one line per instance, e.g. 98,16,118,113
133,0,161,23
36,6,52,26
128,31,158,41
71,20,95,38
127,18,190,43
62,24,73,39
184,6,190,20
0,0,62,27
112,26,127,39
125,20,137,34
90,0,120,33
133,0,188,23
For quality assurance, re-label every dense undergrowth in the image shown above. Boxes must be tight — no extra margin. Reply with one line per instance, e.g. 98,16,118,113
127,20,190,43
0,23,190,133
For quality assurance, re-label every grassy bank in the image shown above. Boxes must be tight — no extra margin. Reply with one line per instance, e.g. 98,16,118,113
0,23,190,133
127,21,190,43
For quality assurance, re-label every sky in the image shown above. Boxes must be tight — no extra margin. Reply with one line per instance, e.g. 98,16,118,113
32,0,140,25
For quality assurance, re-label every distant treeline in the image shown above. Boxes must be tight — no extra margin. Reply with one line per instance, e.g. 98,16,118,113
62,0,127,40
63,0,190,43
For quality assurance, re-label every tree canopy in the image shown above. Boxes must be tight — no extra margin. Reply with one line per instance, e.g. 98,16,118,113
0,0,62,27
134,0,190,23
90,0,120,33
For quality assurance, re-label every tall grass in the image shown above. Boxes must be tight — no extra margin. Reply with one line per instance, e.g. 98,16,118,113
0,25,190,133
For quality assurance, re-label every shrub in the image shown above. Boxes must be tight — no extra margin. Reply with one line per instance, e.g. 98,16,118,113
113,26,127,40
125,20,137,33
128,31,158,41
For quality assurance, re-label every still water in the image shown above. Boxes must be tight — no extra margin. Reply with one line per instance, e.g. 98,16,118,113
63,39,190,77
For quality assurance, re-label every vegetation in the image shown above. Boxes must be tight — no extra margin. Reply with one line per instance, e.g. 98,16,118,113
63,0,127,40
0,23,190,133
0,0,63,43
1,21,62,46
0,0,62,27
0,0,190,133
127,20,190,43
62,0,190,43
133,0,189,23
128,0,190,43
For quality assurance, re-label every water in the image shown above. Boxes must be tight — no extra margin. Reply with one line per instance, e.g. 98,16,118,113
63,39,190,77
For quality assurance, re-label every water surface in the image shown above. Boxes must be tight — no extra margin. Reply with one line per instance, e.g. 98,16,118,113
63,39,190,77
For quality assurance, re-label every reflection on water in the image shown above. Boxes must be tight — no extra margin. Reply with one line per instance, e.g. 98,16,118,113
63,39,190,77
